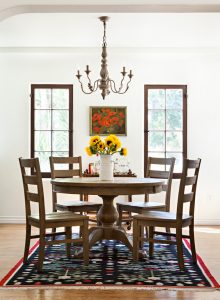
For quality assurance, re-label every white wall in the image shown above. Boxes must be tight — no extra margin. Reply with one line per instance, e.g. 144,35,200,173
0,47,220,224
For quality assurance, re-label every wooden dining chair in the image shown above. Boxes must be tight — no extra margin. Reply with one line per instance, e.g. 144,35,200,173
19,157,89,272
116,157,175,229
133,158,201,271
49,156,102,222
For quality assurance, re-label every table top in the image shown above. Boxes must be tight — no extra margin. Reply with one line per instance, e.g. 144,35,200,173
51,177,165,196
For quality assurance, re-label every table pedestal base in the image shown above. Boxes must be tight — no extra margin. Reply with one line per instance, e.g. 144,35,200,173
88,226,133,251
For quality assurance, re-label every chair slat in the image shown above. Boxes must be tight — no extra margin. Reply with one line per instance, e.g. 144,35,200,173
149,170,170,179
53,169,80,178
20,158,36,168
187,159,200,168
183,192,194,203
24,175,38,185
150,157,174,165
185,175,197,186
27,192,40,202
52,157,80,164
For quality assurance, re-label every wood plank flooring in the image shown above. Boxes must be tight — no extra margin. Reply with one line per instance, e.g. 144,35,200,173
0,224,219,300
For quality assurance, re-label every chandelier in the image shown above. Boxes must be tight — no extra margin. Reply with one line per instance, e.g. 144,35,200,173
75,16,133,100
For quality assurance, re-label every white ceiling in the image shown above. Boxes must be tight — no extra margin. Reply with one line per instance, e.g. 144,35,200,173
1,12,220,48
1,1,220,48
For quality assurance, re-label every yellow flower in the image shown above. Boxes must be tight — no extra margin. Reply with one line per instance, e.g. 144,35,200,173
109,134,118,142
97,141,105,151
105,135,115,148
89,135,101,146
120,148,127,156
114,139,121,150
85,146,93,156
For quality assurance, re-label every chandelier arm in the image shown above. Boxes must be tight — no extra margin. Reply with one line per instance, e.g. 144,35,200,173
108,79,118,93
77,78,95,94
109,78,132,94
93,79,100,92
86,73,93,90
117,78,132,94
118,75,126,92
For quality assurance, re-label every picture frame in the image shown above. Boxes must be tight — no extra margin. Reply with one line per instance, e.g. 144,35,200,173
90,106,127,136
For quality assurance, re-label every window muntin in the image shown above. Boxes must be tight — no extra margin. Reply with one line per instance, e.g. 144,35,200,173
31,84,73,177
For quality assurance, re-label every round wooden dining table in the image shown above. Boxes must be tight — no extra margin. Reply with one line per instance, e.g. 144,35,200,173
51,177,164,251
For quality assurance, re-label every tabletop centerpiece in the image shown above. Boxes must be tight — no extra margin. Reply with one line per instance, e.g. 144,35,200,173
85,134,127,180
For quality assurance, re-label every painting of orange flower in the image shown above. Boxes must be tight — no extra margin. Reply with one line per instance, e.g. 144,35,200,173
90,106,127,136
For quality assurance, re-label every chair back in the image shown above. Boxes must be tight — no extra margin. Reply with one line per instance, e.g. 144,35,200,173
49,156,83,208
19,157,46,222
50,156,82,179
176,158,201,220
145,157,175,211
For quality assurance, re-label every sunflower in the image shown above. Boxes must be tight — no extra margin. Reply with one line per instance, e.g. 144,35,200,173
85,146,93,156
105,135,115,148
89,135,101,146
109,134,121,150
120,148,127,156
97,141,105,152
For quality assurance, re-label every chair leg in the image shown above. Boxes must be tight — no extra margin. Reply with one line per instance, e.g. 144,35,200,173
149,226,154,258
145,226,149,239
133,219,139,262
37,228,46,272
23,223,31,263
79,212,84,237
66,227,72,258
176,227,184,271
51,194,57,240
189,224,197,264
82,219,89,265
139,224,144,248
117,204,122,227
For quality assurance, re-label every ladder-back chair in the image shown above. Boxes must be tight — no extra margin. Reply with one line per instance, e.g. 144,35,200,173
117,157,175,229
133,158,201,271
19,157,89,272
50,156,101,219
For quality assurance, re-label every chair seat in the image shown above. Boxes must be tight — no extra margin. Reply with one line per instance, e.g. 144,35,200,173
56,201,102,212
29,211,88,223
133,210,192,224
117,200,166,210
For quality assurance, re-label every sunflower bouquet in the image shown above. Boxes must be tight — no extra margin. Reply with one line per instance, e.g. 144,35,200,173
85,134,127,156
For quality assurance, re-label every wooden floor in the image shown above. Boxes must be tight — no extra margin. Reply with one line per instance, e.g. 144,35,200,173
0,224,219,300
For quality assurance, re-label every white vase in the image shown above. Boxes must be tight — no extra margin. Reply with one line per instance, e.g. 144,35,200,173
99,155,114,181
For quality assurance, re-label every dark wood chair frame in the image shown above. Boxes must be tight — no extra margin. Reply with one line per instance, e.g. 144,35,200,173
19,157,89,272
116,157,175,229
49,156,102,220
133,158,201,271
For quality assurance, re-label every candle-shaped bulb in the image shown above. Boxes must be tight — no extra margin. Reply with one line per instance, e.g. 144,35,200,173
123,66,126,72
86,65,89,71
128,69,133,79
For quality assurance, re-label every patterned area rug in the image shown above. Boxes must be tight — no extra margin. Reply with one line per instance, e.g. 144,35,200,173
0,236,219,289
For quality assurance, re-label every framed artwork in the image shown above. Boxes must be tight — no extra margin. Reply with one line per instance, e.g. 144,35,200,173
90,106,127,136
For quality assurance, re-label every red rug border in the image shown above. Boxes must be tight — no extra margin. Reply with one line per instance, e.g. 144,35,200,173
0,241,39,287
0,239,219,288
183,239,220,288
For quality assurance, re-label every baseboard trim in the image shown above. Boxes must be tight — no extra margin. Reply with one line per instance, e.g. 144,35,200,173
0,216,26,224
0,217,220,225
194,219,220,226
